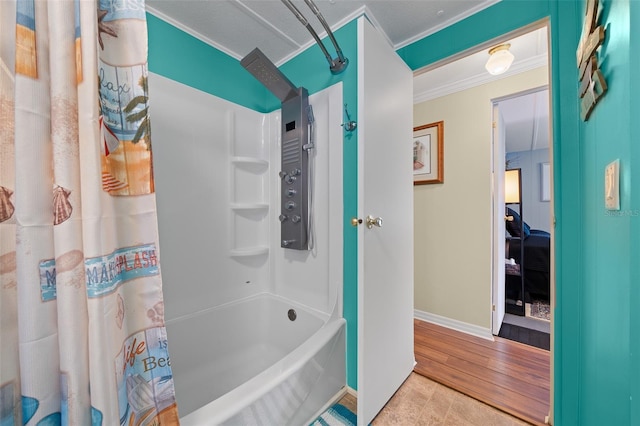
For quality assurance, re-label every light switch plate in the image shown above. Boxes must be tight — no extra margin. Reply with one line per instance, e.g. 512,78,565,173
605,159,620,210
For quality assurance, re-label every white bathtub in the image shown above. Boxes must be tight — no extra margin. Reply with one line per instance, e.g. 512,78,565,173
165,293,346,425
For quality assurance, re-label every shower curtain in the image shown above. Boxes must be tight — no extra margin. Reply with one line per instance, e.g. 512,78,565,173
0,0,179,424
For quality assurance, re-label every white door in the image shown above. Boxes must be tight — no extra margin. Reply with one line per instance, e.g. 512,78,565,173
357,17,414,425
492,104,507,335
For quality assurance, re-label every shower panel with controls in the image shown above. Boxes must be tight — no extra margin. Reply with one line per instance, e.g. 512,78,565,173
240,48,311,250
278,89,310,250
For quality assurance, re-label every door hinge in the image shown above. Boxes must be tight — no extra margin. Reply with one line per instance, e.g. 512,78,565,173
492,121,497,129
492,304,496,311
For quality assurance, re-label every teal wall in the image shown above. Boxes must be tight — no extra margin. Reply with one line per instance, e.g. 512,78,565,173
548,2,583,423
147,14,360,389
577,0,635,423
397,1,550,68
400,0,640,424
147,14,267,111
630,3,640,424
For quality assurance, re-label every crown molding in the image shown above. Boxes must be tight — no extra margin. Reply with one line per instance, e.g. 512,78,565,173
276,7,368,66
394,0,500,50
252,6,394,66
147,4,380,67
414,54,548,104
146,5,243,61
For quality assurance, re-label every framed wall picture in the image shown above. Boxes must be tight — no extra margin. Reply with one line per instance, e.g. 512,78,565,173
413,121,444,185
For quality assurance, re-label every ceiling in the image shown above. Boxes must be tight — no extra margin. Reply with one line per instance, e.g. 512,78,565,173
499,89,550,153
145,0,550,153
413,27,550,153
413,28,548,102
146,0,499,65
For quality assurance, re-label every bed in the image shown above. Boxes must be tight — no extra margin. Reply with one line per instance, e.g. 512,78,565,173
505,208,551,302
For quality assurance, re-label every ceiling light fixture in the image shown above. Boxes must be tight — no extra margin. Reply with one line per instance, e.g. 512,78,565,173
485,43,514,75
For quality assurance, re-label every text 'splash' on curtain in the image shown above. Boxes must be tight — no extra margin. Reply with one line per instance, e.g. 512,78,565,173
0,0,180,424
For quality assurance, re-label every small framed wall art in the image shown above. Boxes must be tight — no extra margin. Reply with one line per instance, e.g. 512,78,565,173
413,120,444,185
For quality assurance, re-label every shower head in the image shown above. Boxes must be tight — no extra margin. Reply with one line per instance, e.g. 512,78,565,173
240,48,298,102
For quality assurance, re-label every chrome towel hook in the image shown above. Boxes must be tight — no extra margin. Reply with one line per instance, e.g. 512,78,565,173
342,103,357,132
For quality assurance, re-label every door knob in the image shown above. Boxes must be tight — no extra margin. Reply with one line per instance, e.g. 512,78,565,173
351,217,363,227
365,215,383,229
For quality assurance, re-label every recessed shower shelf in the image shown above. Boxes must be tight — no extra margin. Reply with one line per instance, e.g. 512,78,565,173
230,247,269,257
231,203,269,211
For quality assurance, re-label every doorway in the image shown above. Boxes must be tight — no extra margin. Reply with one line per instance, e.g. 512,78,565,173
412,21,554,424
492,87,553,351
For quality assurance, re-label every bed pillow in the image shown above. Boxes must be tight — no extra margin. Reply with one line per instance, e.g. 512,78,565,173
506,207,531,238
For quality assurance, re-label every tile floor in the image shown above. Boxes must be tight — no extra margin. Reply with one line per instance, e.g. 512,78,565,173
342,372,533,426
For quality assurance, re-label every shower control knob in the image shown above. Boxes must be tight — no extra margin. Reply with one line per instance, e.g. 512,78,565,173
292,215,301,223
290,168,301,176
287,188,297,197
285,201,296,210
285,175,296,184
279,214,288,222
279,171,287,179
282,239,296,247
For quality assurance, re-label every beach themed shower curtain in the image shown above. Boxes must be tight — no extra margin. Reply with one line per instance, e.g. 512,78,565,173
0,0,179,424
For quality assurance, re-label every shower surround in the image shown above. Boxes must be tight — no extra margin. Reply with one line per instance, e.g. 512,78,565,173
149,73,345,423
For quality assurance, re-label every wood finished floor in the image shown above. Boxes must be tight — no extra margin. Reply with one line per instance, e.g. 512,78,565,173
413,319,550,426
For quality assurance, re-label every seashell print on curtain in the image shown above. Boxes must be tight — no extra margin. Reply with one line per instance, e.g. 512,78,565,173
53,185,73,225
0,187,15,222
0,0,179,425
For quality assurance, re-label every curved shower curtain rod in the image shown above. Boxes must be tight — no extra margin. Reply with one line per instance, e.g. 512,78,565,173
280,0,348,74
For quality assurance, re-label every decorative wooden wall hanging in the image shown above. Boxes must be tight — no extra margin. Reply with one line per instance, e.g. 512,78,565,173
576,0,607,121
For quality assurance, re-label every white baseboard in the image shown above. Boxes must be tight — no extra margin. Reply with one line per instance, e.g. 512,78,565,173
345,386,357,398
414,309,494,341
